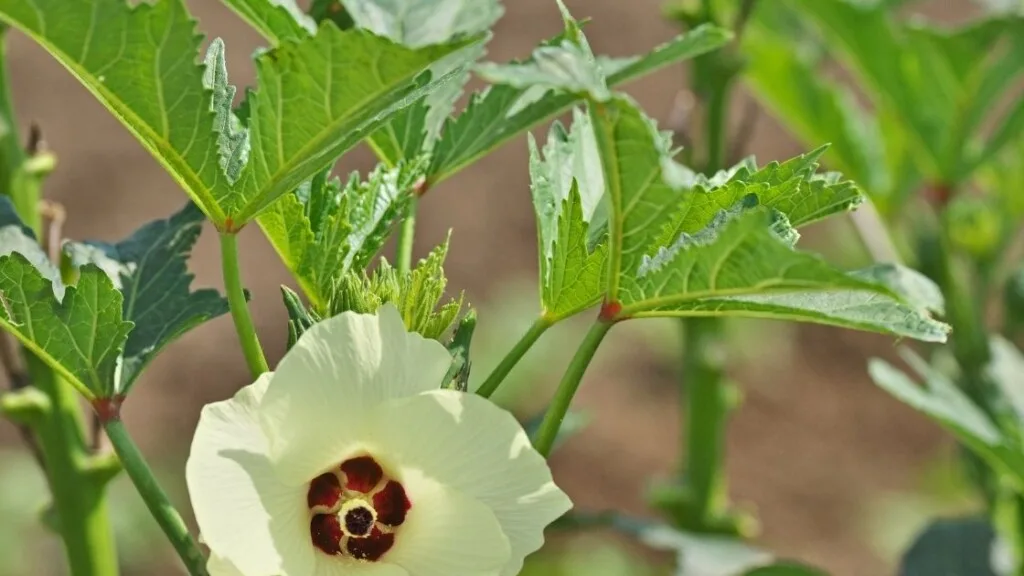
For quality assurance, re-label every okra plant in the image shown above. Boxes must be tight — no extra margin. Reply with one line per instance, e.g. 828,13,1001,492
0,0,986,574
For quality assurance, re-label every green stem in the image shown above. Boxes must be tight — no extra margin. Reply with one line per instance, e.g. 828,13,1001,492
396,197,418,276
703,78,729,174
672,50,735,530
532,320,612,457
103,418,208,576
0,27,24,199
918,226,999,503
0,30,118,573
25,354,119,576
680,317,732,525
918,231,991,404
219,232,269,378
476,316,552,399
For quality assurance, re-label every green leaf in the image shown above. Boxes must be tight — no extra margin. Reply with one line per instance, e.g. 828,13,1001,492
789,0,1024,183
0,0,230,221
987,336,1024,425
529,109,607,320
328,239,463,341
221,0,315,45
744,564,829,576
232,0,505,167
588,95,947,341
442,309,476,391
590,97,859,283
1006,268,1024,336
973,0,1024,15
621,210,949,341
258,159,422,309
204,38,250,185
555,512,827,576
0,0,483,227
229,26,482,223
427,23,732,187
0,199,132,399
869,352,1024,488
640,524,773,576
655,148,864,249
348,0,504,165
310,0,355,29
851,263,946,316
340,0,502,47
63,203,230,394
476,1,609,102
742,13,890,199
281,285,321,350
899,517,999,576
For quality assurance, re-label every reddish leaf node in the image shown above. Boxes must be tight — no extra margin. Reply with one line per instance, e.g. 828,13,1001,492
598,299,623,322
91,395,125,423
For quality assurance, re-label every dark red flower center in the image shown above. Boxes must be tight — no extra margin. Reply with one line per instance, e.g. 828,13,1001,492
306,454,411,562
343,505,374,537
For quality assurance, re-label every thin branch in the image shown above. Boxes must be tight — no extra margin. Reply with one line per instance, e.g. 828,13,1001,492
849,200,903,265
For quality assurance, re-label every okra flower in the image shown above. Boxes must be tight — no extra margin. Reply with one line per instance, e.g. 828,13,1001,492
186,305,571,576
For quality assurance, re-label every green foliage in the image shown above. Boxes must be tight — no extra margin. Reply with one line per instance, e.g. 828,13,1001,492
427,22,732,186
342,0,505,166
562,512,829,576
869,350,1024,489
898,517,1000,576
585,95,947,341
310,0,355,29
476,1,609,102
1006,269,1024,334
328,240,463,340
0,200,130,399
0,0,482,228
232,0,505,167
281,285,320,350
766,0,1024,187
0,198,226,399
443,310,476,391
744,564,829,576
259,159,423,308
221,0,316,45
0,257,130,401
529,109,607,320
742,10,898,206
63,203,230,394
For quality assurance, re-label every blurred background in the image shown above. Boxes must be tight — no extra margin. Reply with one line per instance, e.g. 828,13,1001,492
0,0,991,574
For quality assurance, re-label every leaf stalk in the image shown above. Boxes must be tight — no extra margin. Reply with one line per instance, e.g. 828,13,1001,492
396,197,418,276
219,232,269,378
102,417,209,576
476,316,553,399
532,318,612,457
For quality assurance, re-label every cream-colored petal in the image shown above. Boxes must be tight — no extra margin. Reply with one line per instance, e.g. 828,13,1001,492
373,391,572,576
314,556,409,576
259,305,452,484
207,553,244,576
187,375,316,576
386,468,510,576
